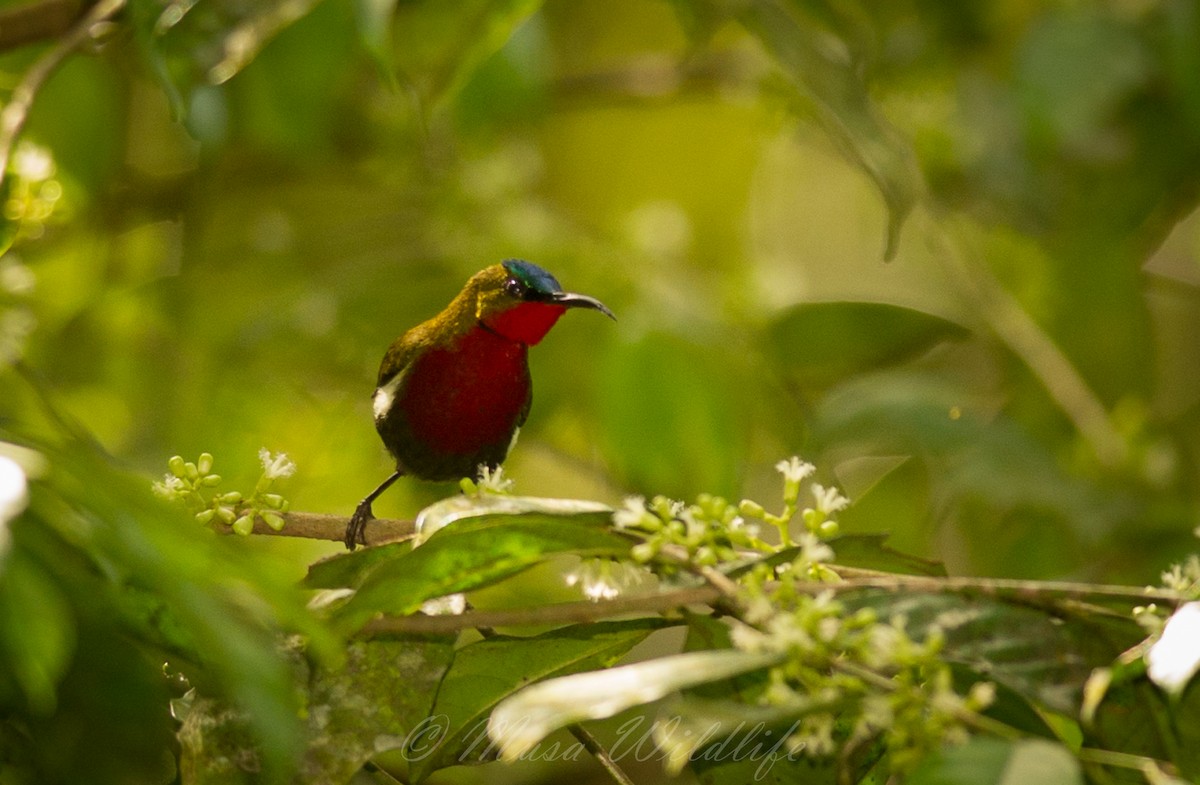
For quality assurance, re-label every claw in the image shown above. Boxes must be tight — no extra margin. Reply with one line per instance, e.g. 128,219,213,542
344,500,375,550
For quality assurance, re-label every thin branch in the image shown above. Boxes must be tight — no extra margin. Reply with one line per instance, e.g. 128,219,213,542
0,0,88,52
658,544,744,600
361,586,721,636
826,570,1183,606
1076,747,1180,780
926,217,1129,469
0,0,124,190
569,724,637,785
243,511,416,546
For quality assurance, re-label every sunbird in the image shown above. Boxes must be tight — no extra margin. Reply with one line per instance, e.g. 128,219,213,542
345,260,615,548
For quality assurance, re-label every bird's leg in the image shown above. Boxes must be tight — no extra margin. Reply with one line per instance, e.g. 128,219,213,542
345,470,402,550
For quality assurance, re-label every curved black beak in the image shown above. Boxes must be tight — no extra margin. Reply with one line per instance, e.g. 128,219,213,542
550,291,616,320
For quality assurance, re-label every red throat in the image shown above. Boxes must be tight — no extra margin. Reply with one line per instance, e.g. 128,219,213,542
483,301,568,345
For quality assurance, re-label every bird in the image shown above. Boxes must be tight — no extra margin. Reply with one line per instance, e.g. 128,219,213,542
344,259,615,549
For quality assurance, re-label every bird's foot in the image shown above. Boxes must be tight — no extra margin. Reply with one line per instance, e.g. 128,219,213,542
344,500,375,550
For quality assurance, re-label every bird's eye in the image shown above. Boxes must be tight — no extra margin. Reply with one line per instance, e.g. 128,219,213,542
504,278,525,298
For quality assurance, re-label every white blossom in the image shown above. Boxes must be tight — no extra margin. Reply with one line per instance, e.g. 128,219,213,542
476,464,514,494
797,532,835,565
612,496,649,529
0,455,27,525
258,449,296,479
810,483,849,515
152,473,186,498
1147,602,1200,696
775,456,815,485
564,558,648,601
421,593,466,616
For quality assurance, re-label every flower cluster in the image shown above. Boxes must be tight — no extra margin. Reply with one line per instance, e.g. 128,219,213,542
609,457,993,777
564,557,652,601
615,493,765,567
731,591,994,773
153,450,292,535
459,464,515,496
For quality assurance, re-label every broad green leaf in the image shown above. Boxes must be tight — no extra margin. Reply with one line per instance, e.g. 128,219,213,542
408,619,668,781
0,553,74,713
843,590,1139,714
829,534,946,577
414,493,612,542
304,539,413,589
909,738,1082,785
489,648,785,761
766,302,968,390
950,665,1056,741
653,696,830,777
1088,676,1200,778
180,636,456,785
333,500,629,630
23,437,338,779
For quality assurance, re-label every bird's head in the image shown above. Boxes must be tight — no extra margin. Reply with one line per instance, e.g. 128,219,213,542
472,259,615,345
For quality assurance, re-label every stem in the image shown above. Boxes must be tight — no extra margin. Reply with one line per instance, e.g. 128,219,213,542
0,0,126,190
926,217,1128,470
569,724,637,785
0,0,87,52
826,570,1183,606
238,511,416,545
1077,747,1179,780
657,543,744,601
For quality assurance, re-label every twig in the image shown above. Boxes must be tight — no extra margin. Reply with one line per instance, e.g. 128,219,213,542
0,0,87,52
361,586,720,636
926,217,1129,470
826,570,1183,606
243,511,416,545
658,544,744,600
569,724,637,785
0,0,125,190
1077,747,1180,780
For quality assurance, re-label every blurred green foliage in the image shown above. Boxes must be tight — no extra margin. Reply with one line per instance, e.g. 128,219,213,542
2,0,1200,782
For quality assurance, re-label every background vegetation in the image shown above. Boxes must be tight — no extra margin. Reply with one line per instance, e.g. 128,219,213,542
1,0,1199,783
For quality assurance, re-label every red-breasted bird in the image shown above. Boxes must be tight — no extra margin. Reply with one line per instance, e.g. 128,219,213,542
344,259,615,548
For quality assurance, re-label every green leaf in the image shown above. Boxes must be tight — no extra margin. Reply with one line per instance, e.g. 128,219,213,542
408,619,668,781
1087,677,1200,778
489,648,785,761
730,534,945,580
392,0,544,111
180,636,456,785
0,553,74,713
908,738,1082,785
304,539,413,589
828,534,947,577
765,302,968,391
413,493,613,542
843,590,1138,714
653,696,831,777
333,499,629,630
